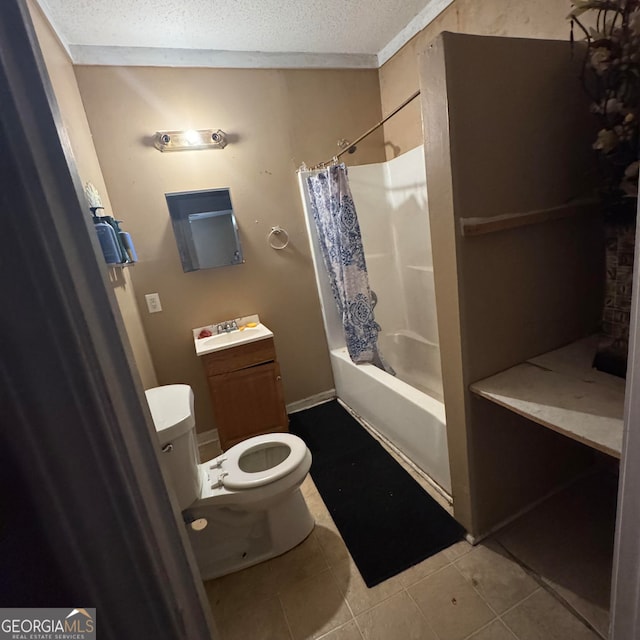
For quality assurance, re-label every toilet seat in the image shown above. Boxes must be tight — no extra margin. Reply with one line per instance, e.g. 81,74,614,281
216,433,308,490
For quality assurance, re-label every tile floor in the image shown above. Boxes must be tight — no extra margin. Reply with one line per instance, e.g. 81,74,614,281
205,469,612,640
494,470,617,639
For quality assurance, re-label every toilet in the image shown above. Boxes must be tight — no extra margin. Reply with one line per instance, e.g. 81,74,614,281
145,384,314,580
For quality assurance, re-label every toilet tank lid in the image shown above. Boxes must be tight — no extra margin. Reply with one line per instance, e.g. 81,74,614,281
145,384,195,443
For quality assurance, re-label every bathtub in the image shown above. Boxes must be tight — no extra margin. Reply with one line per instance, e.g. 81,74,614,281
299,144,452,498
330,347,452,495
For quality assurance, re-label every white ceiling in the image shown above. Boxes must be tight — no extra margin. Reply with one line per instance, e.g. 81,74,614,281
36,0,453,68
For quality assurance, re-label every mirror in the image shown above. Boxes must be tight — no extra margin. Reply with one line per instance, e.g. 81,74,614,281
165,188,244,272
187,210,242,269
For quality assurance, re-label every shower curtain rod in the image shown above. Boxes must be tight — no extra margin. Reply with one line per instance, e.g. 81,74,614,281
310,89,421,170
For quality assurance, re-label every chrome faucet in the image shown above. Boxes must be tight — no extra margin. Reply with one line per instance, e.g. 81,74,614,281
216,319,238,334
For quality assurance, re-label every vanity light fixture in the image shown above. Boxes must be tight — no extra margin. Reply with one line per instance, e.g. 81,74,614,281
154,129,228,152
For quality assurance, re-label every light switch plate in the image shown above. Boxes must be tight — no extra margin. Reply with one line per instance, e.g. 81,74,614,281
145,293,162,313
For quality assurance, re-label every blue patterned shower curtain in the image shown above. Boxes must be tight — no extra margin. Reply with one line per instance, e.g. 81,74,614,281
306,164,392,373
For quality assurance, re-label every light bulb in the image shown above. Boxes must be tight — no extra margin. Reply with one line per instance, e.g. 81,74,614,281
184,129,201,146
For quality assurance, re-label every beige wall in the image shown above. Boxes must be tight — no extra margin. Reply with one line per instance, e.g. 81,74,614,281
74,65,384,431
421,33,601,535
379,0,579,158
32,0,600,535
27,0,157,390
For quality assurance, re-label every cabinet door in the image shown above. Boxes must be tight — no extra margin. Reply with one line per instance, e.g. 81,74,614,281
208,361,288,450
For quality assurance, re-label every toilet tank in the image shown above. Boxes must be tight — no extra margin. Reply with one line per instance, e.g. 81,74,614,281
145,384,201,510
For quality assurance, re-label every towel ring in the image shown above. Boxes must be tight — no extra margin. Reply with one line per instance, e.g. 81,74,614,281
268,226,289,250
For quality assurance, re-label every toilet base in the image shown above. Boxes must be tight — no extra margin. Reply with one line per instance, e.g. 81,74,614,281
185,487,315,580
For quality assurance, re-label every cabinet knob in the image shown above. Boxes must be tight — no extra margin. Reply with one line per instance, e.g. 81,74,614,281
276,375,282,381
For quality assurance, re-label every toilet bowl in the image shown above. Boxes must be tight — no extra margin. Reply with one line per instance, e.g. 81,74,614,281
145,384,314,580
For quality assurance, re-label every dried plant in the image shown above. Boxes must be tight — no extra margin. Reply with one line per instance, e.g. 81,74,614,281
569,0,640,217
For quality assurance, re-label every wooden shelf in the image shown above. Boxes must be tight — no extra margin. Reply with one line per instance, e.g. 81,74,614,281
459,200,598,237
470,336,624,458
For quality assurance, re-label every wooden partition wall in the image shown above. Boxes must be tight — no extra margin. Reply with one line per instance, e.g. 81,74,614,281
420,33,604,537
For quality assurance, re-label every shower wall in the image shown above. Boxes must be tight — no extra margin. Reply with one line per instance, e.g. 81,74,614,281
348,145,443,400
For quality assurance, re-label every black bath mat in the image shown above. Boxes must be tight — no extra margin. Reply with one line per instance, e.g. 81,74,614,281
289,400,465,587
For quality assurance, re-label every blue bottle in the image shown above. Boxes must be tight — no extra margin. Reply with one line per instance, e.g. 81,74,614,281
118,229,138,262
111,219,138,263
93,214,122,264
100,215,128,263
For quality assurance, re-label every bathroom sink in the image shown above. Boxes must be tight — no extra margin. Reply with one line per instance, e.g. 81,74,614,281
194,321,273,356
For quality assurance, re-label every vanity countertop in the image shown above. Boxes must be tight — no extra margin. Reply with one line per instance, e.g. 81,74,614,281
193,314,273,357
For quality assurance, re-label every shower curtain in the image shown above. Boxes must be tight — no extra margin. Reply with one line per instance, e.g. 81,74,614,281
305,164,392,373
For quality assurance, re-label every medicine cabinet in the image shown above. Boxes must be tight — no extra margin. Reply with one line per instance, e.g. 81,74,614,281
165,188,244,272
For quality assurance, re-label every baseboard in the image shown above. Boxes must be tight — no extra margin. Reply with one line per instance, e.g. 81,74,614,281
286,389,336,415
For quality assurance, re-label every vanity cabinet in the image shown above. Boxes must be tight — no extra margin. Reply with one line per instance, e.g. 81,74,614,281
201,337,288,450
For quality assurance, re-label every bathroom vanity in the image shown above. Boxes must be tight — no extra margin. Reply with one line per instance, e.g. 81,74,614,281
195,318,288,450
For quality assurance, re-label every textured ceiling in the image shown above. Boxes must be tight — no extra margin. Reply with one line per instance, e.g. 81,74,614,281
36,0,453,68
